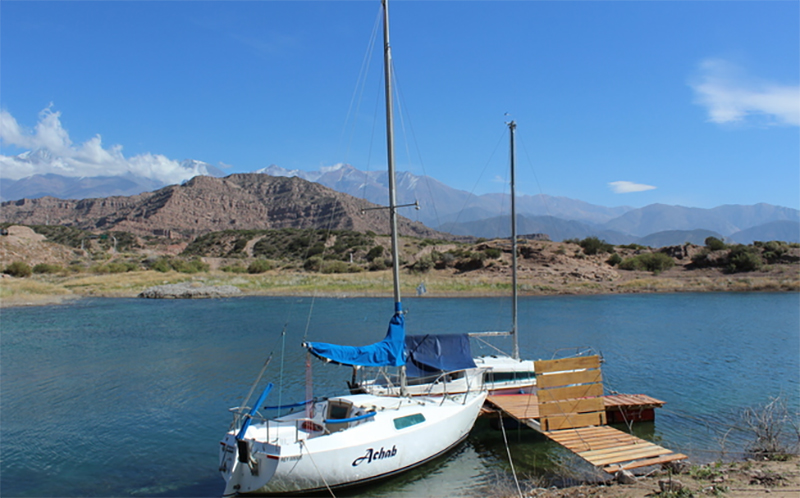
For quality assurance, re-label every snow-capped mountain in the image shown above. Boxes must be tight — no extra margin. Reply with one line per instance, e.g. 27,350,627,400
0,152,224,201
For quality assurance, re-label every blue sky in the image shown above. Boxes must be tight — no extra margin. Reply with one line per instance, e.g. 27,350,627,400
1,0,798,210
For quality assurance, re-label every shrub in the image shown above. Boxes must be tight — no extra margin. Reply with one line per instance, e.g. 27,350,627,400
33,263,63,274
579,236,614,255
705,236,726,251
741,397,797,461
148,257,208,273
320,261,361,274
434,251,456,269
304,256,323,272
221,264,247,273
483,247,502,259
726,245,762,273
368,258,387,271
761,241,789,264
4,261,32,277
618,243,647,250
366,246,384,262
606,253,623,266
619,253,675,274
150,258,172,273
247,259,273,274
93,261,139,273
409,255,435,273
690,249,711,267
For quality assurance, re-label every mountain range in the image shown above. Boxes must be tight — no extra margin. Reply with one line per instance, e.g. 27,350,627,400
260,164,800,245
0,174,445,240
1,162,798,246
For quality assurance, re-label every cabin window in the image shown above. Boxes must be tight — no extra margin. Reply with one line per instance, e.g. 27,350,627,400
393,413,425,430
485,371,535,383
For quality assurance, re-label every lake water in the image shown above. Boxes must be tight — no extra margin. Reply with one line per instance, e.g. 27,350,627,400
1,293,798,497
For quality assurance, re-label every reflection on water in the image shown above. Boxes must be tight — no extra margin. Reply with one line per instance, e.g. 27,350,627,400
1,293,797,497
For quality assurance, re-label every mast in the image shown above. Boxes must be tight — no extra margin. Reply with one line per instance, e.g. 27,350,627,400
382,0,401,308
509,120,519,360
382,0,407,395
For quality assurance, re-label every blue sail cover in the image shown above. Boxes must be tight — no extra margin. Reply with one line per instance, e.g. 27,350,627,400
305,303,406,367
404,333,477,379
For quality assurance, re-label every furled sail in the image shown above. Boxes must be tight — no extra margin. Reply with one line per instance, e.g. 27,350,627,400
305,303,406,367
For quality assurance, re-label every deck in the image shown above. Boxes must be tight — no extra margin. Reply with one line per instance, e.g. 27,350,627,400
484,356,687,474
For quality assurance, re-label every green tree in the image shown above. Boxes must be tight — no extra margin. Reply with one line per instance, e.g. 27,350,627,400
705,236,726,251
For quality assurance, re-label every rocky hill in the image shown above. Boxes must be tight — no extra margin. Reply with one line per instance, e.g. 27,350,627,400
0,173,448,240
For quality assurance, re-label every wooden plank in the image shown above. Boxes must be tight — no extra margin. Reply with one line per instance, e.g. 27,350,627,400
537,369,603,389
586,446,674,466
603,393,665,409
541,411,606,431
534,355,600,373
539,397,606,417
580,442,662,460
539,383,605,403
486,395,540,420
604,453,688,473
552,435,644,451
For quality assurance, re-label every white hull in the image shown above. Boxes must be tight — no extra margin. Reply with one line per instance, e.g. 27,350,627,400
220,392,487,495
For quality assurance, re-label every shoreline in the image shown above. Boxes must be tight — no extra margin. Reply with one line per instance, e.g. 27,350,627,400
497,457,800,498
1,268,798,308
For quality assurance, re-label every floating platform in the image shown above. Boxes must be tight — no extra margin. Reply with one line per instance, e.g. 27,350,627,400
484,356,687,474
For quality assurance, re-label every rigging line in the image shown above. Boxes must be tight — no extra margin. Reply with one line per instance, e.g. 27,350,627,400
452,126,507,229
339,6,382,166
278,324,287,416
392,67,441,227
498,410,524,498
300,440,337,498
518,132,563,243
238,353,274,415
358,73,384,206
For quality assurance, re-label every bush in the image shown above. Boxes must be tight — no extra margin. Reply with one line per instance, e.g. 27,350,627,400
304,256,323,272
409,255,435,273
93,261,139,273
320,261,362,274
726,245,762,273
221,264,247,273
606,253,623,266
4,261,32,277
761,241,789,264
579,236,614,255
247,259,273,274
368,258,387,271
148,257,208,273
366,245,384,262
619,253,675,274
741,397,797,461
33,263,63,274
483,247,502,259
705,236,726,251
151,258,172,273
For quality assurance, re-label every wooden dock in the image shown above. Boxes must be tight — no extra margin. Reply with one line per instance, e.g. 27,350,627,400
485,356,687,474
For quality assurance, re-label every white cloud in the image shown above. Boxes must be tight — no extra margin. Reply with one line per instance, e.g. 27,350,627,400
0,106,211,183
608,181,656,194
690,59,800,126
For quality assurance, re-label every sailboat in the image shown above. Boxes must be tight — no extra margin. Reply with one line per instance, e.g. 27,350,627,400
351,121,537,397
218,1,487,494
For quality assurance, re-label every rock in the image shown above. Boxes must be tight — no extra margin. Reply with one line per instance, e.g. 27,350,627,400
658,478,684,493
138,282,241,299
616,469,637,484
